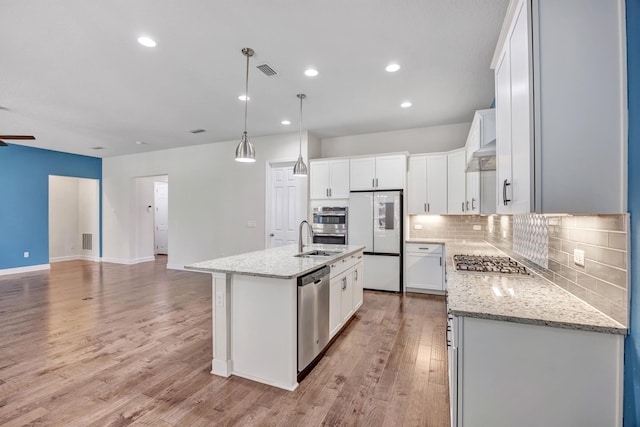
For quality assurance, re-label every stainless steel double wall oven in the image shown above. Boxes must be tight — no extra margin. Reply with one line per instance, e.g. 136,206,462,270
312,207,348,245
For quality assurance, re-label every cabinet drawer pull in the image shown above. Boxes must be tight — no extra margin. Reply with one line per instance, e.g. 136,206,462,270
472,197,476,210
462,201,465,212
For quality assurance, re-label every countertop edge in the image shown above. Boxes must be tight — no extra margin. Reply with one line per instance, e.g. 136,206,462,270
448,309,627,335
184,245,365,279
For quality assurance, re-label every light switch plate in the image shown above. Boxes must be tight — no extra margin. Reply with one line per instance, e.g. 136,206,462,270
23,251,29,258
215,291,224,307
247,220,257,228
414,224,423,230
574,249,585,267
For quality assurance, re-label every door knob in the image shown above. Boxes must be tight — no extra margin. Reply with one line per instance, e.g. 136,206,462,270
269,233,274,237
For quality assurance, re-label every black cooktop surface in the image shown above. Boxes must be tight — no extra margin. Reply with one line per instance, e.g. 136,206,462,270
453,254,530,275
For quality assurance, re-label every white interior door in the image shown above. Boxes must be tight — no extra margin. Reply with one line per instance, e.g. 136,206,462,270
269,166,304,248
154,181,168,255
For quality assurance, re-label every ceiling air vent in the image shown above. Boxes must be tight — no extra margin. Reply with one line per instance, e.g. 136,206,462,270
190,129,206,134
257,64,278,77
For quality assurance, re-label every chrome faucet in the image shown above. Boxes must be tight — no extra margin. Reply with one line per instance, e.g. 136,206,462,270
298,220,314,253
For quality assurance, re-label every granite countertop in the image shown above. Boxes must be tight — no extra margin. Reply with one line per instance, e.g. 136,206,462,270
408,239,626,335
185,244,365,279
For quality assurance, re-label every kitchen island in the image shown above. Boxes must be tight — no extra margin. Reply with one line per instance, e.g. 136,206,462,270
185,244,365,391
410,239,626,427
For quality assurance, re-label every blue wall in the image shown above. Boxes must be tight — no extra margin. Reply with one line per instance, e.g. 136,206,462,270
0,144,102,270
625,0,640,424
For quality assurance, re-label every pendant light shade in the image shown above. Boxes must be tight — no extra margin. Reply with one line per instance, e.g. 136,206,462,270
292,93,308,176
235,48,256,163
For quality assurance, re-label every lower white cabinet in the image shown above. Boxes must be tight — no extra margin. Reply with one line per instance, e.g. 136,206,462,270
330,251,364,338
448,315,623,427
405,243,445,293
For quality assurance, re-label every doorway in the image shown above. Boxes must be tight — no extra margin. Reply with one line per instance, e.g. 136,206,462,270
265,162,307,248
48,175,100,262
132,175,168,263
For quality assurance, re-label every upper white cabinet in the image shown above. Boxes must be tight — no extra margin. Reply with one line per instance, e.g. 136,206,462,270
350,154,406,191
492,0,626,214
464,109,496,215
309,159,350,199
447,149,466,215
408,154,447,215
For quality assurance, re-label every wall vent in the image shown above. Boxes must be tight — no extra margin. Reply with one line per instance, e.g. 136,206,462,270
190,129,206,134
82,233,93,251
257,64,278,77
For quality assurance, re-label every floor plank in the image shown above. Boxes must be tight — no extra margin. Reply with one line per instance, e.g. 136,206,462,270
0,258,450,426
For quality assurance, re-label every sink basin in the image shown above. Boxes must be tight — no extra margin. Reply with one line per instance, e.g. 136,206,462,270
295,250,342,258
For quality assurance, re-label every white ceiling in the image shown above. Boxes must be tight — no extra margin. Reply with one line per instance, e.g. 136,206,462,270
0,0,509,157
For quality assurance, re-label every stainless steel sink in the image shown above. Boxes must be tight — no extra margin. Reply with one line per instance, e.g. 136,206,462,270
294,250,342,258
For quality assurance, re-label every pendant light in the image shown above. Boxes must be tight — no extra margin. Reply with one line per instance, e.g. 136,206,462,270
235,48,256,162
292,93,308,176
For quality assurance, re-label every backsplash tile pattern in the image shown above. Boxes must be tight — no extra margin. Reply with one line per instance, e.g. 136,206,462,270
486,214,628,326
409,215,485,241
513,214,549,269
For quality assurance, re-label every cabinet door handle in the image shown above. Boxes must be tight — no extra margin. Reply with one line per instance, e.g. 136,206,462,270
424,202,427,212
419,247,430,250
472,198,476,210
355,270,358,280
503,179,511,205
462,201,465,212
372,178,375,188
342,276,347,290
329,188,332,197
326,188,329,197
427,203,430,212
440,257,442,266
466,200,469,211
376,178,379,188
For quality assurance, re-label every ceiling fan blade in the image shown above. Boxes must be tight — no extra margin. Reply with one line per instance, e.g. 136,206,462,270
0,135,35,140
0,141,8,147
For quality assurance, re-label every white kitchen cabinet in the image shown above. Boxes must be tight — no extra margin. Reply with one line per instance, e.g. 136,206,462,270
492,0,626,214
464,109,495,215
329,250,364,338
465,172,480,214
350,154,406,191
447,149,466,215
353,256,363,310
309,159,350,199
404,243,444,293
408,154,447,214
449,315,623,427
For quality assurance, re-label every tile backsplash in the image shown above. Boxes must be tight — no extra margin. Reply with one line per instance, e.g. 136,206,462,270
408,213,629,326
409,215,485,241
486,214,629,326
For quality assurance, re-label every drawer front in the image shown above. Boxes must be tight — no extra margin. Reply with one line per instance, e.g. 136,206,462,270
406,242,443,255
330,255,355,278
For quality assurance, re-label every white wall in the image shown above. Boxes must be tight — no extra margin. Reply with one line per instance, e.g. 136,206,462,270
49,176,99,261
319,122,471,158
102,131,305,269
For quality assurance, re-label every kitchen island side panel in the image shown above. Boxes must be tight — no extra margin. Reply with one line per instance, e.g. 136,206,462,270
231,275,298,391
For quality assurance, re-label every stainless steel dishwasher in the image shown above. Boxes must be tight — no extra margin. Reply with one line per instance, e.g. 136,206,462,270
297,265,330,372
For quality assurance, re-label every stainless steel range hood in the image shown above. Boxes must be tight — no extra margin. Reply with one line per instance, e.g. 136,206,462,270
465,139,496,172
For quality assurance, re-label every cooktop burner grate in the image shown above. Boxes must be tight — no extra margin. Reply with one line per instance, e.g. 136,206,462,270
453,254,530,275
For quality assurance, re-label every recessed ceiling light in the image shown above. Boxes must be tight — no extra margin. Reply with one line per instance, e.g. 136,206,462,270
238,95,250,101
386,63,400,72
304,68,319,77
137,36,157,48
281,120,291,125
135,140,147,145
401,101,412,108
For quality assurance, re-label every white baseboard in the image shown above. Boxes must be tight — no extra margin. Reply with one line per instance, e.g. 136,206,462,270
50,255,101,263
50,255,81,263
100,256,155,265
0,264,50,276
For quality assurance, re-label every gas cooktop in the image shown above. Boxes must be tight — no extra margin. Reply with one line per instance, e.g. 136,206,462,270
453,254,530,275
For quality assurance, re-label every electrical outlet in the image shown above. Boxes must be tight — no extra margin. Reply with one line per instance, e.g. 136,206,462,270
473,225,482,231
574,249,585,267
247,220,257,228
414,224,423,230
215,291,224,307
23,251,29,258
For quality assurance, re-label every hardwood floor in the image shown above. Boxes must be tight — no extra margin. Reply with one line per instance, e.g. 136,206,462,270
0,258,450,426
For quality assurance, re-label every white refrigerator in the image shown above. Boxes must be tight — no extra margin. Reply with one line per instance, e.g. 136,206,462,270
348,191,402,292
